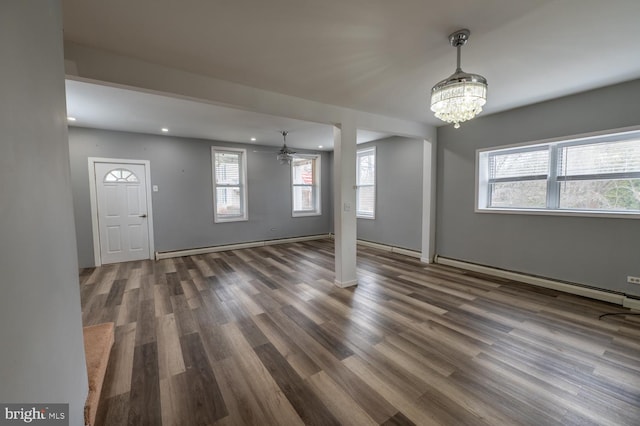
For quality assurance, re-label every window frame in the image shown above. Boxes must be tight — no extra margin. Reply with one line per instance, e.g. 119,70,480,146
476,126,640,219
291,154,321,217
211,146,248,223
356,146,376,219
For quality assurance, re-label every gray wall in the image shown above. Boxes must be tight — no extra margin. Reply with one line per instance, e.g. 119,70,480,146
357,136,423,251
436,79,640,297
0,2,88,424
69,127,332,267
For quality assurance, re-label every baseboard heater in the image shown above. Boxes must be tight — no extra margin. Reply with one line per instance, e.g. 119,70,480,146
435,255,640,311
355,239,422,259
155,234,330,260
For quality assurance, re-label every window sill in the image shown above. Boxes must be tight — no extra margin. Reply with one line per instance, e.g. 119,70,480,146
214,217,249,223
475,207,640,220
357,215,376,220
292,212,321,218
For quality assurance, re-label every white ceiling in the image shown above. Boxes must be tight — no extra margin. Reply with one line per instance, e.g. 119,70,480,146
62,0,640,146
65,79,389,150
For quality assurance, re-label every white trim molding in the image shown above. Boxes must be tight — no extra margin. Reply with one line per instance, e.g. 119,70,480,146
155,234,330,260
623,297,640,311
421,138,436,265
434,256,640,310
356,239,421,259
88,157,155,266
334,279,358,288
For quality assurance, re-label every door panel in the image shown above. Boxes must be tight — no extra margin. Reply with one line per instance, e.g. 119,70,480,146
95,163,150,264
106,226,122,252
128,224,144,251
105,186,120,216
126,186,141,216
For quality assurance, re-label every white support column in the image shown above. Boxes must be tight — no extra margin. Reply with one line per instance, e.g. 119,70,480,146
421,138,436,263
333,122,358,287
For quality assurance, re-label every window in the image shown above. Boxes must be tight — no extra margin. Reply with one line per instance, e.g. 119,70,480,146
356,147,376,218
104,168,139,183
477,128,640,217
212,147,248,222
291,155,321,216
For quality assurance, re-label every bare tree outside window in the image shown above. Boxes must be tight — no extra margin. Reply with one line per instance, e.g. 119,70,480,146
478,129,640,216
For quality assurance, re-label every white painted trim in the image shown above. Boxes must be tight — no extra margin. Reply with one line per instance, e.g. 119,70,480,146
263,235,326,246
356,239,391,251
334,279,358,288
623,297,640,311
474,125,640,219
435,256,625,305
155,234,330,260
355,239,421,259
88,160,101,267
355,146,376,219
88,157,155,266
393,247,422,258
421,138,436,265
474,207,640,220
211,146,249,223
291,154,322,217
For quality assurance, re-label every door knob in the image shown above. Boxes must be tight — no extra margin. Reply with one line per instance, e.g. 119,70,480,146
139,214,147,218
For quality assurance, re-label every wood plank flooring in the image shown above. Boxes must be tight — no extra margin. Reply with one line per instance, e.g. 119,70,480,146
79,239,640,425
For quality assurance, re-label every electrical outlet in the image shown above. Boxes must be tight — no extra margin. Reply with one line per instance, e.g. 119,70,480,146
627,276,640,285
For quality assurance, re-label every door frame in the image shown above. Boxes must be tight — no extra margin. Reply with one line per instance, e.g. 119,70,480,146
88,157,155,266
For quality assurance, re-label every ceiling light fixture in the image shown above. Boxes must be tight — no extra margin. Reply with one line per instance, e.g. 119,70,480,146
430,29,487,129
67,116,76,122
161,127,169,133
250,137,257,142
276,131,295,165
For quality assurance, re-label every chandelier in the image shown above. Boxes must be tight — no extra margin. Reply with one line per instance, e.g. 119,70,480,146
430,29,487,128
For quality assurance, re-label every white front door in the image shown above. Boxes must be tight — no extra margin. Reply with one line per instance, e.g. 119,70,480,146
94,162,151,264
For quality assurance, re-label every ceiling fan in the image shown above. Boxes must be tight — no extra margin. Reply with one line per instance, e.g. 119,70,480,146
253,131,296,164
276,131,296,165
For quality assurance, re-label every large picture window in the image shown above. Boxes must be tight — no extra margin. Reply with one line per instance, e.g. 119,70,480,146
477,128,640,217
356,147,376,219
212,147,248,222
291,155,321,216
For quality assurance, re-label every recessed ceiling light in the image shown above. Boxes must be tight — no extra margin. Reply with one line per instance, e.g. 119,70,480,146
318,145,323,149
67,116,76,121
250,137,257,142
161,128,169,133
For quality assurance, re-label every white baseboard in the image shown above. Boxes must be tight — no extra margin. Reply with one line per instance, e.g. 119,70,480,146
263,235,329,246
435,256,626,306
356,239,422,259
623,297,640,311
155,234,330,260
334,279,358,288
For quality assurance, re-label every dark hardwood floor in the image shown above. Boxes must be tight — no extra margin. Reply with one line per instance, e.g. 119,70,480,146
80,239,640,425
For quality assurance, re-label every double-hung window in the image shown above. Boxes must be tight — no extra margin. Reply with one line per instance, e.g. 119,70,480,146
477,128,640,217
356,147,376,218
212,147,248,222
291,155,321,216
